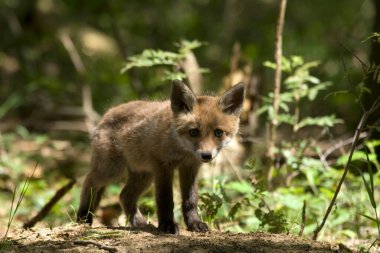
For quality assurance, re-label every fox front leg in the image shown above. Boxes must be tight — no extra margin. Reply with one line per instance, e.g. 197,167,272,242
155,168,179,234
179,166,208,232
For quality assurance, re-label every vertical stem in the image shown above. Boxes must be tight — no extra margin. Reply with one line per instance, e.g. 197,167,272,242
293,92,300,133
266,0,287,186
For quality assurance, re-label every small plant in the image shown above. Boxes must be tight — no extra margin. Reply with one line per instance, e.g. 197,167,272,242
199,192,223,225
198,160,289,233
261,56,342,133
3,163,37,240
261,56,342,185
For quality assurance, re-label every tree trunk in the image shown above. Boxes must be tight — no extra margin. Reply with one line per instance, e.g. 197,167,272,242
365,0,380,160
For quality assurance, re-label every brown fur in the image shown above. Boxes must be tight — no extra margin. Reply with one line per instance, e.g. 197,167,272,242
77,80,245,234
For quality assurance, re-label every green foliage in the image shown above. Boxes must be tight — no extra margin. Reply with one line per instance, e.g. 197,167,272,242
261,55,342,131
255,208,287,234
198,162,289,233
199,192,223,224
121,40,207,81
260,56,344,194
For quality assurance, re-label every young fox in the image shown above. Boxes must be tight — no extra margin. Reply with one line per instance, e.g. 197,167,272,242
77,80,245,234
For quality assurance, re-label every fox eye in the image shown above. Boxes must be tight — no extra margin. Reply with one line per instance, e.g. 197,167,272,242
214,129,224,137
189,128,200,137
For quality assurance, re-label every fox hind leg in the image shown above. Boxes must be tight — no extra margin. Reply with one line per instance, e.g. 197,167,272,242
77,173,106,224
119,172,153,227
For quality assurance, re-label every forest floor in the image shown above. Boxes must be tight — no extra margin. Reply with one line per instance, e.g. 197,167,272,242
1,224,357,253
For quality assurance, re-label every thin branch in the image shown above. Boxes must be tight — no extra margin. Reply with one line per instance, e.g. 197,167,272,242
58,31,100,131
23,179,76,229
339,42,369,69
267,0,287,159
265,0,287,188
313,96,380,240
321,132,368,161
298,200,306,237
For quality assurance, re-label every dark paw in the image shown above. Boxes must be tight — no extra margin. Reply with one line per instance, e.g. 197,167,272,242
158,221,179,234
77,208,93,224
77,213,93,225
188,221,208,232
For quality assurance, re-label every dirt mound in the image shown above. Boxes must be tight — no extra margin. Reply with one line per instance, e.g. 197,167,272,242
1,224,354,253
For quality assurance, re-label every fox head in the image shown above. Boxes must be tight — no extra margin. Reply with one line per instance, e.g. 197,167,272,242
171,80,245,163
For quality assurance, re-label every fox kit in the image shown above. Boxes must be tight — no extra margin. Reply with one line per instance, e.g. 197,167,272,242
77,80,245,234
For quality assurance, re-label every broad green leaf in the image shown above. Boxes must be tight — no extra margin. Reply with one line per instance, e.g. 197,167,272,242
290,55,304,67
306,76,320,84
225,181,253,194
263,61,276,69
307,82,332,101
299,61,320,71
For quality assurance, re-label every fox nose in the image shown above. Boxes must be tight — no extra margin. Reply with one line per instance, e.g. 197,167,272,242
200,151,212,162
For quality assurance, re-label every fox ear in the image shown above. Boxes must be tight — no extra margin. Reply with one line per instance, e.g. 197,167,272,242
219,82,245,115
171,80,196,114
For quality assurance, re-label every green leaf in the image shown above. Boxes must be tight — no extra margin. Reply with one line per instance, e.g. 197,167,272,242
364,150,376,209
162,70,187,81
307,82,332,101
228,203,242,219
299,61,320,71
358,213,380,225
225,181,253,194
0,93,22,118
121,49,181,73
176,40,205,55
296,115,342,130
290,55,304,67
336,151,377,166
306,76,320,84
263,61,276,69
276,114,295,125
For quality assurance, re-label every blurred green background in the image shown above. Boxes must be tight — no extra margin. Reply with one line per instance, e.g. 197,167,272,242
1,0,380,249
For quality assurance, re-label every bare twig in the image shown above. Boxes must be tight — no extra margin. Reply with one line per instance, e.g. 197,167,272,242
339,43,369,69
266,0,287,186
59,31,100,131
23,179,76,229
321,132,368,162
313,96,380,240
298,200,306,237
73,240,118,252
